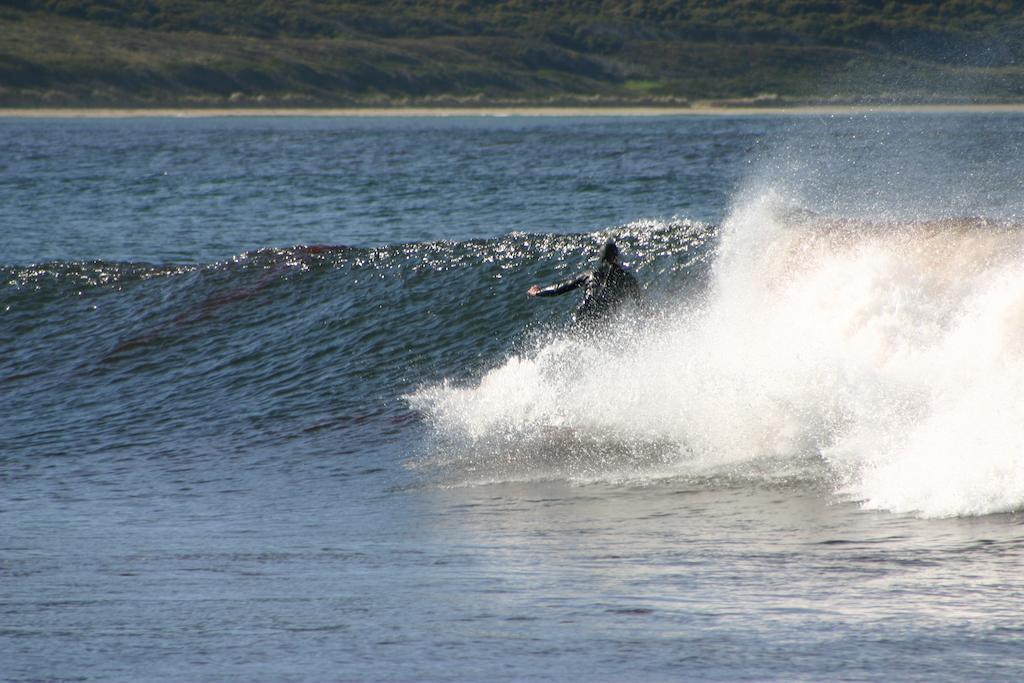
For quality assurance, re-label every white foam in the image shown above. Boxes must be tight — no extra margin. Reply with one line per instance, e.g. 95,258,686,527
411,198,1024,517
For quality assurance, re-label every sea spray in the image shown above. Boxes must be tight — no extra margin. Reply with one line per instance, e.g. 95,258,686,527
411,196,1024,517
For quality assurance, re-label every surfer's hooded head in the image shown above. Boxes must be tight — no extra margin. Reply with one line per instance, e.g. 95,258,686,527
598,240,620,265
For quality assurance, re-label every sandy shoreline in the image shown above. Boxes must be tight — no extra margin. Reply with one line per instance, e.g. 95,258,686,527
5,104,1024,118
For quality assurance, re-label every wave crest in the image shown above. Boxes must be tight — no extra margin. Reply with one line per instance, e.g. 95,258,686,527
411,196,1024,517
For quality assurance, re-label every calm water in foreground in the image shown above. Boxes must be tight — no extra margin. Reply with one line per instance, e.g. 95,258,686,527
4,114,1024,681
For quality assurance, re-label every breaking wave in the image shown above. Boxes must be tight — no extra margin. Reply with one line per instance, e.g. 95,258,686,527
410,195,1024,518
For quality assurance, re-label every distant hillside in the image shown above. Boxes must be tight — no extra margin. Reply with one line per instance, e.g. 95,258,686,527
3,0,1024,107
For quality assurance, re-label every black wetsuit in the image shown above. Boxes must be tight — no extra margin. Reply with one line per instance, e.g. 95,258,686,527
534,261,641,326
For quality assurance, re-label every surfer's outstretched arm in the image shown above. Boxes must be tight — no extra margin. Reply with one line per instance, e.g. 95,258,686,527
528,274,589,297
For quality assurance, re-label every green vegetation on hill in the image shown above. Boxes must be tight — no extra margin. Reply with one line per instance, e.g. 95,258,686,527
2,0,1024,107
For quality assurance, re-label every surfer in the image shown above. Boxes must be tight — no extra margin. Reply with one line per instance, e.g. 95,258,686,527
527,240,641,328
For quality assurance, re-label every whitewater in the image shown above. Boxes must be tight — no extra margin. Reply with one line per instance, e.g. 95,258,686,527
414,198,1024,518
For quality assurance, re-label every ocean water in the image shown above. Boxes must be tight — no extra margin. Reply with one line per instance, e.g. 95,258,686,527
4,113,1024,681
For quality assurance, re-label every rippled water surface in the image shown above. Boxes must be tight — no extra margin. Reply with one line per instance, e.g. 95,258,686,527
4,113,1024,682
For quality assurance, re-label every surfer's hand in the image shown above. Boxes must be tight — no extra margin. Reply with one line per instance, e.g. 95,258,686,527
528,285,540,296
